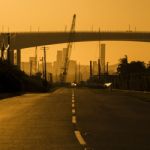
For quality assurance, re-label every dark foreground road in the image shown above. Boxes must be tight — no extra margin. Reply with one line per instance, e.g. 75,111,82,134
0,88,150,150
0,89,82,150
75,88,150,150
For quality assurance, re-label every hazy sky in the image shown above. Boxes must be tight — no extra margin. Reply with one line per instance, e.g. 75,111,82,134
1,0,150,65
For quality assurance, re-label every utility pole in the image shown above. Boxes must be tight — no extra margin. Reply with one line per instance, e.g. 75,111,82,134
75,63,77,83
35,46,38,73
41,57,44,78
1,43,5,61
30,60,33,76
106,62,109,75
6,33,16,65
37,60,40,73
78,63,80,83
90,61,93,79
7,33,10,63
41,46,48,81
7,33,15,64
98,59,101,80
44,47,46,81
98,28,101,80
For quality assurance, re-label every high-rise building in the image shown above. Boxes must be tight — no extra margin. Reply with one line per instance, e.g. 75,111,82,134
38,57,44,74
93,61,98,75
29,57,36,75
100,44,106,74
67,60,77,82
21,62,30,75
62,48,67,65
57,50,63,62
14,51,17,65
56,50,63,75
46,62,53,74
53,61,58,82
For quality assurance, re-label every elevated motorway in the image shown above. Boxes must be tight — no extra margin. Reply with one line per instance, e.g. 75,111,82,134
1,31,150,67
1,31,150,50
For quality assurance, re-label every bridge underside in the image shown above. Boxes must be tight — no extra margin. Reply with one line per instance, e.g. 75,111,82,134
1,31,150,50
0,31,150,67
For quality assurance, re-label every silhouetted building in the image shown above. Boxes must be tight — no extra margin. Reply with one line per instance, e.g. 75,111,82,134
21,62,30,75
38,57,44,74
29,57,37,75
47,62,53,74
67,60,77,82
80,65,90,81
100,44,106,74
56,50,63,75
62,48,67,65
14,51,17,65
53,61,58,82
93,61,98,75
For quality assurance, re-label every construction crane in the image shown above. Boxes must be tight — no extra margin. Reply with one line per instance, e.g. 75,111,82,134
60,14,76,83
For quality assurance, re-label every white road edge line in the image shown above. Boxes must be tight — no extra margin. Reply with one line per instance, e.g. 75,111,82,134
74,130,86,145
72,116,77,124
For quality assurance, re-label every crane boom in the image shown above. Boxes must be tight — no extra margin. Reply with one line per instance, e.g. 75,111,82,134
61,14,76,83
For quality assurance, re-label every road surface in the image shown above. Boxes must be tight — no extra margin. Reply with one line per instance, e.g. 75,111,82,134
0,88,150,150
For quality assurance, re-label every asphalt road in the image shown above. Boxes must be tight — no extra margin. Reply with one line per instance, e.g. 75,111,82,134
75,88,150,150
0,89,82,150
0,88,150,150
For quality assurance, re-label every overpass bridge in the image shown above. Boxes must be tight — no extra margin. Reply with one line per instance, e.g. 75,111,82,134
1,31,150,67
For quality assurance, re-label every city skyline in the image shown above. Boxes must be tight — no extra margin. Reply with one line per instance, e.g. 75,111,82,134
21,41,150,66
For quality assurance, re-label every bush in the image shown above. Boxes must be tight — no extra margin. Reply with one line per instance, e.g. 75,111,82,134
0,60,48,93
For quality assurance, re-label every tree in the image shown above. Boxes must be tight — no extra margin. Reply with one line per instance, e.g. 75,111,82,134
117,55,146,75
129,61,146,73
146,61,150,73
117,55,129,75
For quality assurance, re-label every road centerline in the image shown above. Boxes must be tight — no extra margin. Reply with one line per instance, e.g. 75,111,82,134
71,89,88,149
74,130,86,145
72,103,75,108
72,109,76,114
72,115,77,124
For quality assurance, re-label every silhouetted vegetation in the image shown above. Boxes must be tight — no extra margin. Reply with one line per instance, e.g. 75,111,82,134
117,55,146,75
0,60,50,93
111,56,150,91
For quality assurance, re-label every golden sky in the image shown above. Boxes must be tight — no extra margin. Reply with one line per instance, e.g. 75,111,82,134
1,0,150,65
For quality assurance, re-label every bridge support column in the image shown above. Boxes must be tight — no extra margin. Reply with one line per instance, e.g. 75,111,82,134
7,50,14,65
7,33,14,65
17,49,21,69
